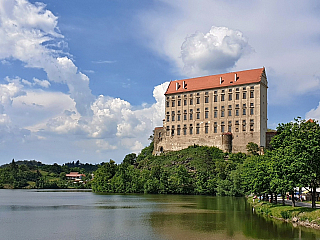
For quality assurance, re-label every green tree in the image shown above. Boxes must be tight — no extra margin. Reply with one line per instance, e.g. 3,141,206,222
246,142,260,155
271,118,320,208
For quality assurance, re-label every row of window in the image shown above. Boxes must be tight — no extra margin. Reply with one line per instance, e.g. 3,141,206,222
166,87,255,107
166,119,255,136
166,104,254,122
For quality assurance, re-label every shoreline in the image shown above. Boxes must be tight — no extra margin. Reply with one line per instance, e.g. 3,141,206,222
248,197,320,230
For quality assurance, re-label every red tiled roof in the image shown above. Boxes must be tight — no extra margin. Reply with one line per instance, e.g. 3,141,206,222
66,172,85,177
165,68,265,95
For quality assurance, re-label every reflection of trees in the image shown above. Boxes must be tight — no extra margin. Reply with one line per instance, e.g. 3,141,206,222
147,196,320,240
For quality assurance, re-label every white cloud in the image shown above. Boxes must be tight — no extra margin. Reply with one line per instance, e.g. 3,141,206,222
138,0,320,103
33,78,50,88
181,26,250,77
1,59,11,65
305,102,320,121
0,0,93,116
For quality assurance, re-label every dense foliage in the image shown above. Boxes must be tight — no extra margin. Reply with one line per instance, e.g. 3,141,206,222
93,118,320,206
92,145,246,196
0,159,98,189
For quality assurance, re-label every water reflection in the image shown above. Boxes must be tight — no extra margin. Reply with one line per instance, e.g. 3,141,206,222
1,190,320,240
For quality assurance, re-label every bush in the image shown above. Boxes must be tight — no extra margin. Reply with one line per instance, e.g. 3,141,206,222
280,210,292,219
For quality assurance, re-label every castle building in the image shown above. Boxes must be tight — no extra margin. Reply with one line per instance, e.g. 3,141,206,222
153,67,268,155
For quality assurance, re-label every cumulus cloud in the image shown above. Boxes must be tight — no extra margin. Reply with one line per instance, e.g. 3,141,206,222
0,1,173,162
181,26,250,76
0,0,93,116
305,102,320,121
138,0,320,104
32,78,50,88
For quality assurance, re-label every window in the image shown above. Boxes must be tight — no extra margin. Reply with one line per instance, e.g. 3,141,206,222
243,92,246,99
166,101,169,107
166,126,170,135
196,112,200,119
236,88,239,92
242,120,246,131
205,123,209,133
172,111,175,121
172,101,175,107
221,106,225,117
177,114,181,121
184,99,187,106
221,122,225,133
166,115,170,122
243,87,246,91
196,97,200,104
222,90,225,93
236,93,239,100
205,96,209,103
214,90,217,94
250,90,254,98
189,124,193,135
250,108,254,115
235,120,239,132
214,110,218,118
171,125,175,136
214,122,217,133
183,125,187,135
250,119,254,131
235,109,239,116
177,125,181,135
190,98,193,105
205,92,208,95
214,95,218,102
221,94,225,101
243,108,246,115
228,110,232,116
228,94,232,101
178,99,181,106
184,110,187,120
196,123,200,134
229,89,232,92
205,108,209,119
228,121,232,132
190,109,193,120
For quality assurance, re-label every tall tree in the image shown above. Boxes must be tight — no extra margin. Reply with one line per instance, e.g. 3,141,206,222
271,118,320,208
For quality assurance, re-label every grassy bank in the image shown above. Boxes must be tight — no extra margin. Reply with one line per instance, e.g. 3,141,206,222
248,197,320,229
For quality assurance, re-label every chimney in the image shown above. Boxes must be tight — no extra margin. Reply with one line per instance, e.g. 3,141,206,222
183,81,186,89
234,73,237,82
220,77,222,84
176,82,179,90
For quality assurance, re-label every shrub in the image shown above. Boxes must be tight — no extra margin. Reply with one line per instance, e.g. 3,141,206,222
280,210,292,219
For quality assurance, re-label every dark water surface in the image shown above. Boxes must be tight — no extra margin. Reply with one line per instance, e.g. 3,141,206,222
1,190,320,240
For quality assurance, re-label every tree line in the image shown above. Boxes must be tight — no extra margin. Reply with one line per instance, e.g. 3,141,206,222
0,160,99,189
92,118,320,208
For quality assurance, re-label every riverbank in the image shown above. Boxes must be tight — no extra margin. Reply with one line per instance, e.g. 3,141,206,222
248,197,320,230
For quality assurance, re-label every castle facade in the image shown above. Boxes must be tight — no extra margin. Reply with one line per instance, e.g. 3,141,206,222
153,67,268,155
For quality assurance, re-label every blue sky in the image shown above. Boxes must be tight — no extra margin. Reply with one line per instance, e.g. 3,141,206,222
0,0,320,164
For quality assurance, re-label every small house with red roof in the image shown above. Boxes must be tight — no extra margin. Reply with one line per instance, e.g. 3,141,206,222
66,172,86,182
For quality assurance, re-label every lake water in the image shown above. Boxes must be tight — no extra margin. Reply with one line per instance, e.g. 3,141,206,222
1,190,320,240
